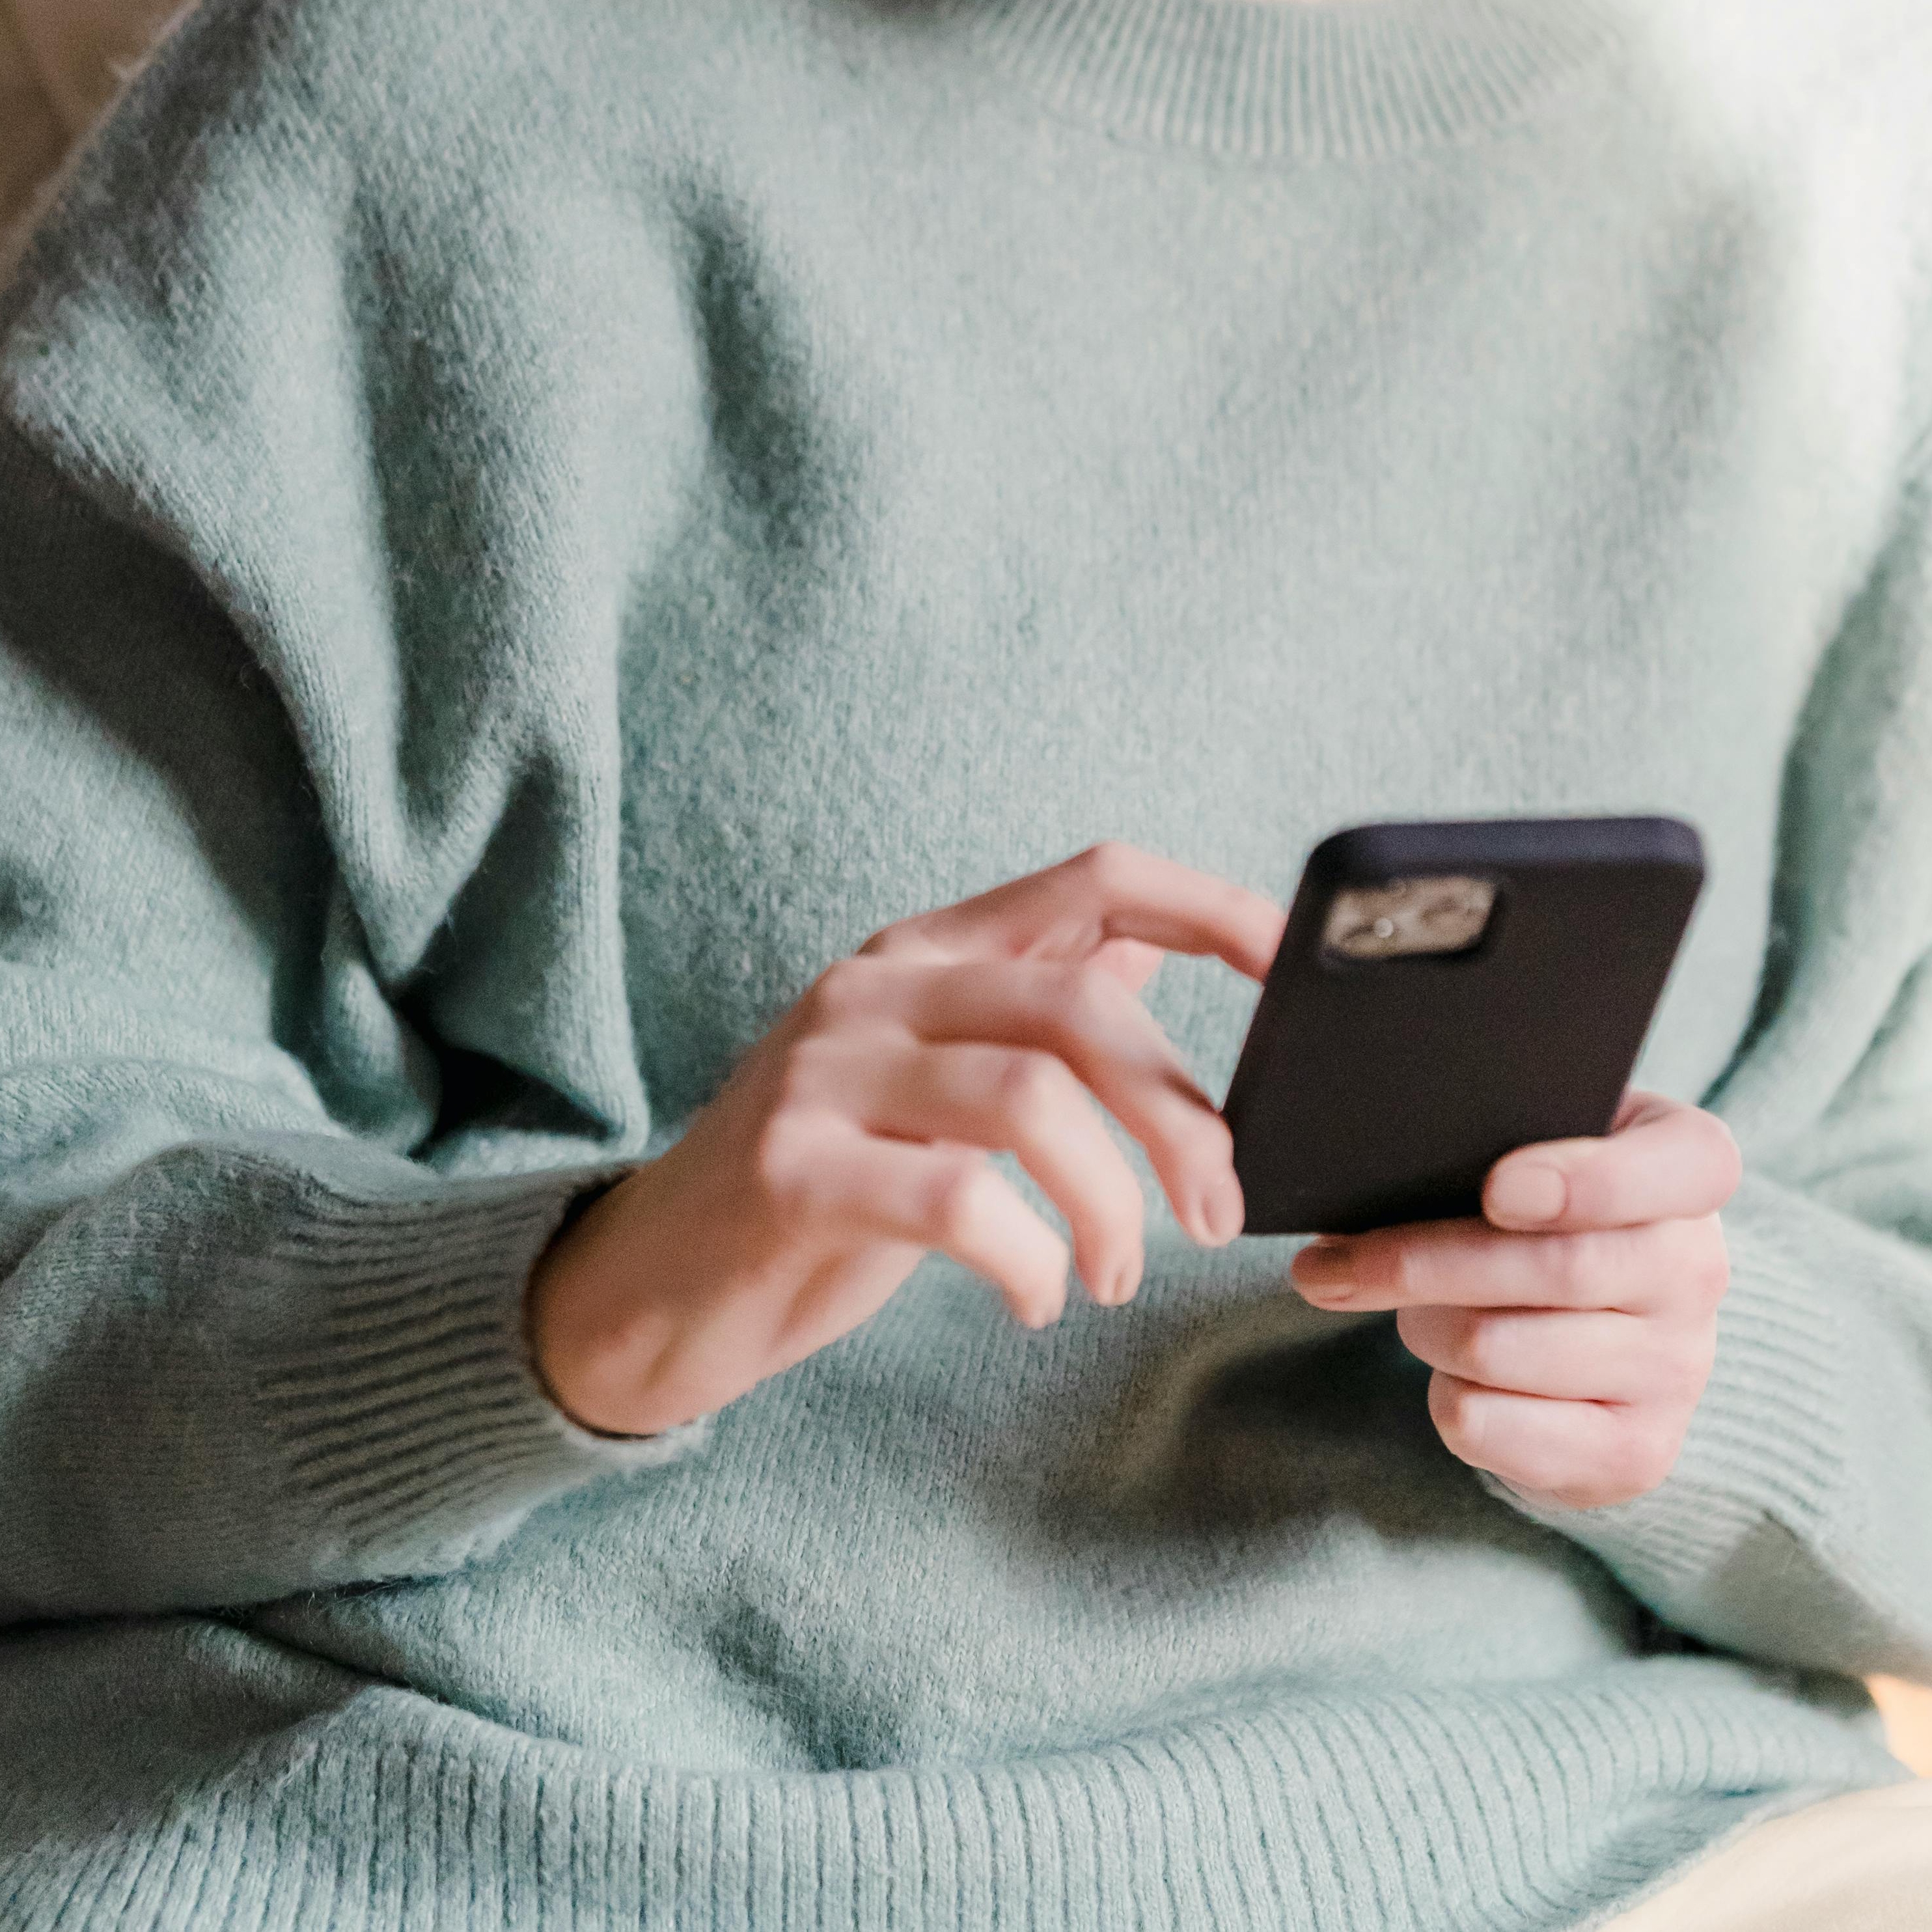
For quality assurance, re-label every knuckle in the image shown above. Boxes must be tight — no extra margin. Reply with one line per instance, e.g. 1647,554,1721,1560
1164,1101,1236,1186
995,1051,1066,1135
1548,1234,1612,1306
770,1034,837,1111
798,957,878,1030
1601,1424,1680,1503
1397,1304,1457,1370
1705,1115,1745,1194
1036,1228,1073,1293
1554,1476,1620,1511
855,917,913,958
1456,1314,1510,1388
1691,1229,1732,1310
750,1113,821,1215
1390,1239,1438,1304
1075,840,1142,894
1105,1168,1150,1234
926,1155,993,1247
1056,959,1117,1030
1017,1244,1073,1330
1189,1107,1236,1166
1428,1373,1484,1461
1655,1324,1718,1406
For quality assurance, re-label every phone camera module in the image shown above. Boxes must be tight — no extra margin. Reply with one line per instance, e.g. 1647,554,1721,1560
1323,875,1497,960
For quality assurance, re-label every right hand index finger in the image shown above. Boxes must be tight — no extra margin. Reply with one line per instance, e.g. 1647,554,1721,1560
862,842,1285,984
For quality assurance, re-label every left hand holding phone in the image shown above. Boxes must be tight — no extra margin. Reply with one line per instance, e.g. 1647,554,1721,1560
1290,1088,1743,1511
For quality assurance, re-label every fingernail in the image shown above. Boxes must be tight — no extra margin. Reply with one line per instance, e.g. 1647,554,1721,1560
1113,1254,1143,1305
1294,1237,1355,1294
1489,1161,1567,1226
1200,1176,1245,1245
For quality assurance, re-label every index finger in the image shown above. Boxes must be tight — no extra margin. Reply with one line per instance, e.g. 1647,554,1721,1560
863,842,1286,984
1484,1090,1743,1234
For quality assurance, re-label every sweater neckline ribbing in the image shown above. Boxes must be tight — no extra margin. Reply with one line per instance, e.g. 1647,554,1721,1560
937,0,1629,163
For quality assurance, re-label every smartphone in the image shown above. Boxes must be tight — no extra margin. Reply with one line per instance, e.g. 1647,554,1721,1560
1222,815,1705,1236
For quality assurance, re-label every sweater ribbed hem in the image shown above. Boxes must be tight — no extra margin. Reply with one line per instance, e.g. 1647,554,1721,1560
940,0,1626,161
251,1164,708,1565
0,1639,1900,1932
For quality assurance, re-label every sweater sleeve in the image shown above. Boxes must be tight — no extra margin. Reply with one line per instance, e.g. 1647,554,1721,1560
0,1,710,1622
1497,451,1932,1682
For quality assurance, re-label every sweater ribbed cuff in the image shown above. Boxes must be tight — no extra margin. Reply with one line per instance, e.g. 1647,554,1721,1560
249,1165,709,1571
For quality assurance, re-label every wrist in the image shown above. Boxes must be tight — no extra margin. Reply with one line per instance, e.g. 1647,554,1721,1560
521,1296,665,1441
525,1166,711,1437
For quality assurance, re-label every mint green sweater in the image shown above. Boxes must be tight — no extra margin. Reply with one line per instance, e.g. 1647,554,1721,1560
3,0,1932,1925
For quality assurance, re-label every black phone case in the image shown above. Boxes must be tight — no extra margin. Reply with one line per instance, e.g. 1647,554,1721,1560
1222,816,1705,1236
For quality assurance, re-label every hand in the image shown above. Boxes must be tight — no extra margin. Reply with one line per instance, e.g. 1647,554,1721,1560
1289,1091,1743,1511
527,844,1286,1437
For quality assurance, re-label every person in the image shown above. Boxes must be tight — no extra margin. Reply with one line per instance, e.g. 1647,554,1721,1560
1,0,1929,1925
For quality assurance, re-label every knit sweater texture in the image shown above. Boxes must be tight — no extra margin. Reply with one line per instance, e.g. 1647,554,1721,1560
3,0,1932,1926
